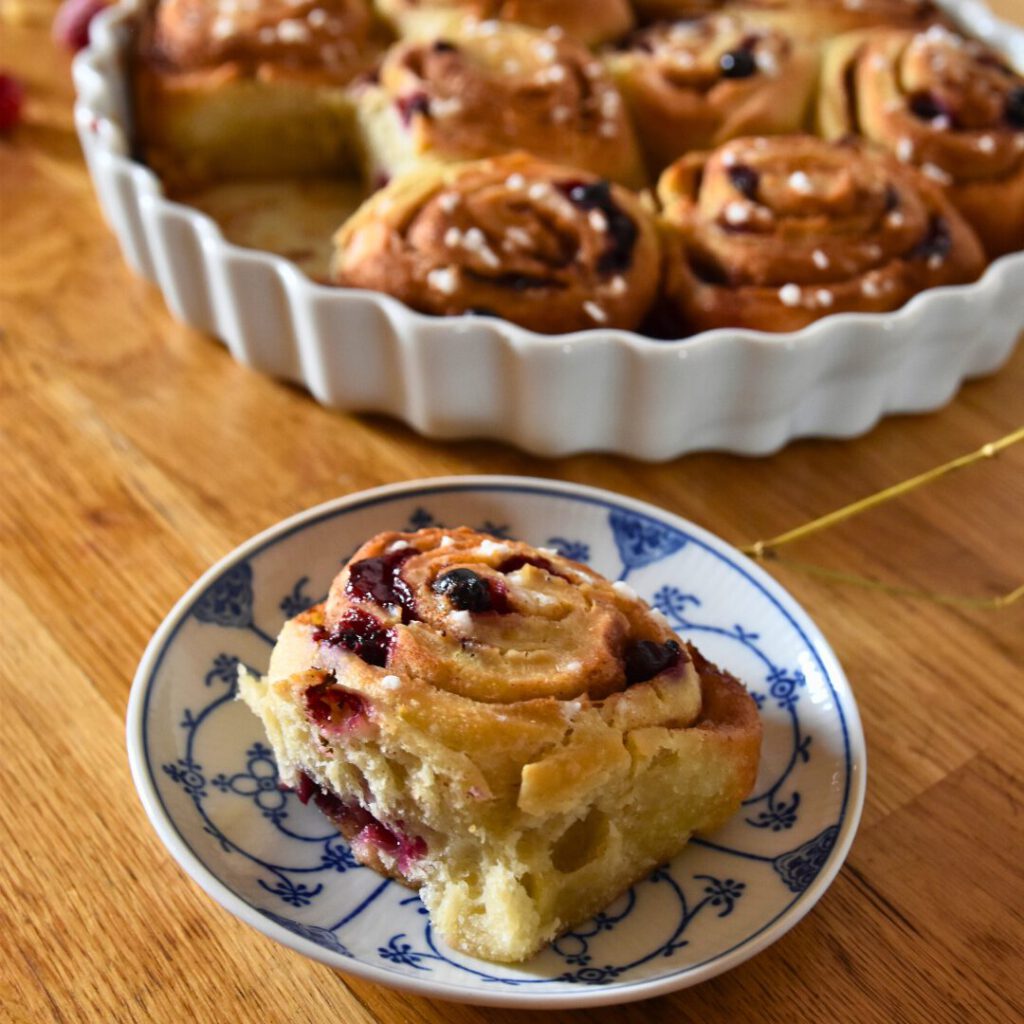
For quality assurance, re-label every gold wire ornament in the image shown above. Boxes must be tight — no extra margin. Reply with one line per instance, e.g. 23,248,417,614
742,427,1024,610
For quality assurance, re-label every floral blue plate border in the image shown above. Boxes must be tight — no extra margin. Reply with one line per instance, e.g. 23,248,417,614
126,476,866,1008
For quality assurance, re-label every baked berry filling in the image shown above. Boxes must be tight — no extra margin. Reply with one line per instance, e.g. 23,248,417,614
464,270,566,291
305,678,372,736
396,91,431,125
357,821,428,873
313,608,394,667
433,568,512,614
908,215,952,263
293,772,428,873
346,548,419,622
292,771,317,805
727,164,760,201
623,638,683,684
719,47,757,80
486,577,511,613
311,774,372,823
1006,86,1024,127
558,180,638,275
0,73,24,132
433,567,491,611
909,91,958,127
300,775,376,834
688,250,730,285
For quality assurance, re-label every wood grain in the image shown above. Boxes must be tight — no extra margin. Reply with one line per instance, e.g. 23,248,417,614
2,5,1023,1022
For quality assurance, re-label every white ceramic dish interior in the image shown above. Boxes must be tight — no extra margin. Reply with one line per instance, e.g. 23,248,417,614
74,1,1024,459
127,476,866,1008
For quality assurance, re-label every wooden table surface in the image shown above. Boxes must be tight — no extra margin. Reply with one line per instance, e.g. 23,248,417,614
2,5,1023,1022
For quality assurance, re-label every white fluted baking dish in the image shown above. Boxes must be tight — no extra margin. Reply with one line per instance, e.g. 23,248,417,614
73,0,1024,460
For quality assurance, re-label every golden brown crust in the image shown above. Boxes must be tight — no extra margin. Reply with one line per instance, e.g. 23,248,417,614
133,0,388,185
657,134,986,333
633,0,944,32
142,0,385,82
605,14,818,174
239,526,763,961
355,21,647,189
722,0,947,39
265,525,758,819
321,526,689,698
331,153,661,333
632,0,726,20
375,0,635,48
818,26,1024,259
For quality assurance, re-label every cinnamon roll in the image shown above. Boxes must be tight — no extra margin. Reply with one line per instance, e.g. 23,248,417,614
239,527,762,963
331,153,660,333
632,1,728,21
819,25,1024,259
722,0,946,39
374,0,635,48
353,20,647,190
634,0,944,35
657,135,985,333
605,14,818,174
134,0,390,186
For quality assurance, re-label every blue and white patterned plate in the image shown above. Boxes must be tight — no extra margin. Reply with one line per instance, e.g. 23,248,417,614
127,476,866,1008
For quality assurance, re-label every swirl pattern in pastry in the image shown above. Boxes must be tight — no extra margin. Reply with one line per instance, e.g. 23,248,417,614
239,527,762,962
657,134,986,333
721,0,946,39
331,152,661,333
374,0,635,48
818,24,1024,258
353,20,647,189
605,14,818,174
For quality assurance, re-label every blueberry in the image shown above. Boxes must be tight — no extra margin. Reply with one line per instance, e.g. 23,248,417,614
558,179,638,274
909,91,942,121
719,49,757,79
565,180,613,208
908,215,952,264
1006,86,1024,127
623,639,682,685
728,164,760,200
433,568,492,612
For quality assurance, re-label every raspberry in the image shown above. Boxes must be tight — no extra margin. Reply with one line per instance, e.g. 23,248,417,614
0,73,24,133
53,0,108,53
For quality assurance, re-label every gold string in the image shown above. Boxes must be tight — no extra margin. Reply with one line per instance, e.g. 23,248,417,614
742,427,1024,609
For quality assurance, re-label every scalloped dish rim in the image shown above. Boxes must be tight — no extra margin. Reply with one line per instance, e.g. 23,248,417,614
74,0,1024,459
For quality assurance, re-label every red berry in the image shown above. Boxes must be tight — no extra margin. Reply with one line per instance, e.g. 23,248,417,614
304,680,369,736
0,73,24,133
312,609,393,667
53,0,108,53
345,548,419,622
